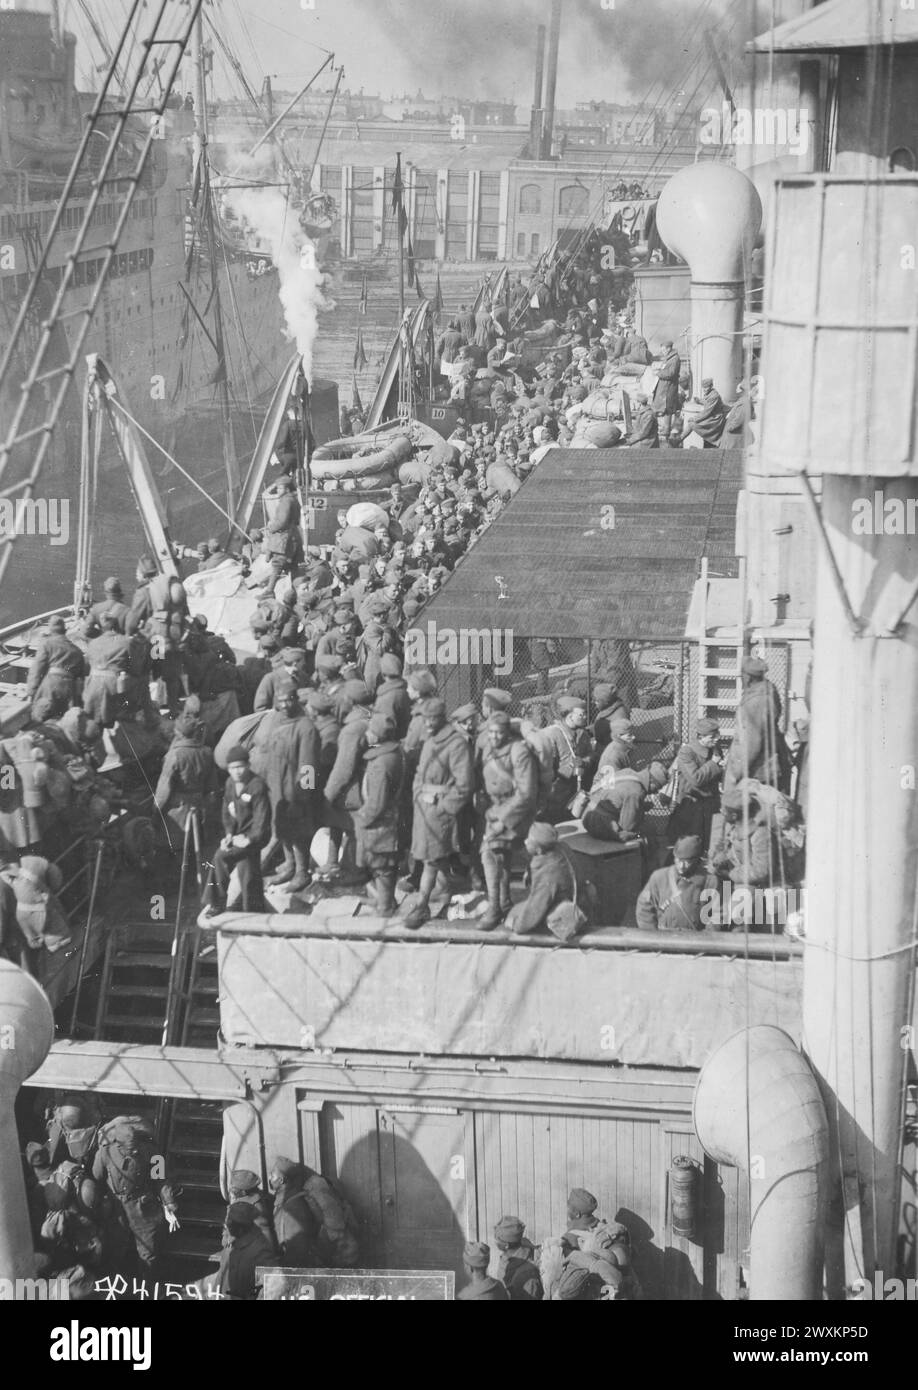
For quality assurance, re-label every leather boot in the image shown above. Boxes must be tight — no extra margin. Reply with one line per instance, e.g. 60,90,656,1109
479,854,504,931
375,871,397,918
265,847,295,886
287,845,312,893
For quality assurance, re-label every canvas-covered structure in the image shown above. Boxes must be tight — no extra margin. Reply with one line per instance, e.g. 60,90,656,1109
408,446,743,759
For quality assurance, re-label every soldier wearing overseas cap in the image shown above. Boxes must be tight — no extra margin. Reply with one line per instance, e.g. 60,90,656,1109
494,1217,543,1300
456,1241,509,1301
221,1169,277,1253
710,787,776,916
253,646,309,713
399,697,473,929
201,746,271,917
625,392,659,448
450,703,481,881
26,616,86,722
723,654,792,794
267,1157,320,1268
373,653,411,740
667,717,724,848
354,711,405,917
506,822,579,937
478,711,539,930
259,681,320,892
303,688,340,790
597,716,636,774
321,680,373,879
635,835,718,932
86,576,129,636
537,696,593,824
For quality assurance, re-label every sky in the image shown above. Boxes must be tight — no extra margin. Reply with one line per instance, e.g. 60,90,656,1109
51,0,758,112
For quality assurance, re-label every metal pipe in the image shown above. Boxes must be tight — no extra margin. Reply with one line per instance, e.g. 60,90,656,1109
694,1025,829,1300
530,23,546,157
541,0,562,159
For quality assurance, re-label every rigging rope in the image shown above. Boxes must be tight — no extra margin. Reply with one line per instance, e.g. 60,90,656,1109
106,398,252,542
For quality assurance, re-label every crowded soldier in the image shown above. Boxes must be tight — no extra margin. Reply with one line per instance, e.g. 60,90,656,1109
7,230,811,1302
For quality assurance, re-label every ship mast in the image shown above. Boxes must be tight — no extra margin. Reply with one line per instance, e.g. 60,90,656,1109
191,5,238,520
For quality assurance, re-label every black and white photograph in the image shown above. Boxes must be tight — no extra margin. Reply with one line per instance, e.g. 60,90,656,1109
0,0,915,1362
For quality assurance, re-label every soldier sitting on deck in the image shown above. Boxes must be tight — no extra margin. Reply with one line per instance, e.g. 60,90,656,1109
635,835,717,932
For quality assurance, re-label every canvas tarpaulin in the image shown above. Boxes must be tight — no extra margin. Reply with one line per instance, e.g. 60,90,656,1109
217,929,802,1068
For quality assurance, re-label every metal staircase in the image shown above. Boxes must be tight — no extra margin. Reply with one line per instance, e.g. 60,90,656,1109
93,913,226,1269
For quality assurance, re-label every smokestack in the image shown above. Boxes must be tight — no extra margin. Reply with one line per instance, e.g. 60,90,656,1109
529,24,546,159
541,0,562,159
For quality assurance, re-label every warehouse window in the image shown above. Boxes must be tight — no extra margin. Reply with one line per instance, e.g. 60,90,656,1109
518,183,541,214
559,184,589,216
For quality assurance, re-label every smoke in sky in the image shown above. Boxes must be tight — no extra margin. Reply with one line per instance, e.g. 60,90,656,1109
343,0,755,104
222,184,330,381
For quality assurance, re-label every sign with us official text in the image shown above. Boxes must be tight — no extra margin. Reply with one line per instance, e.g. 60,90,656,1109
258,1267,455,1301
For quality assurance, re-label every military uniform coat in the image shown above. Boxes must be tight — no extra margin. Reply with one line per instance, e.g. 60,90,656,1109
272,1185,320,1267
507,846,576,936
481,737,539,847
354,740,405,862
261,710,321,839
636,866,718,932
216,1226,275,1300
410,723,473,863
373,677,412,740
723,679,792,793
651,349,681,414
324,706,371,814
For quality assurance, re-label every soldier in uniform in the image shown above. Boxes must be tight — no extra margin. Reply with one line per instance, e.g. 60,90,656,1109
222,1169,276,1253
213,1203,274,1300
27,617,85,721
201,746,271,916
456,1241,508,1301
354,711,404,917
506,822,579,936
261,681,320,892
478,712,539,929
667,717,724,848
267,1158,320,1267
82,613,131,728
494,1216,542,1299
85,577,129,636
538,696,592,823
400,697,473,929
153,704,216,836
373,653,411,739
258,477,303,595
636,834,718,932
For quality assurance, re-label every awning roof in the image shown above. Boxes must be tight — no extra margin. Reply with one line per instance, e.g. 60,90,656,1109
748,0,918,53
417,447,742,642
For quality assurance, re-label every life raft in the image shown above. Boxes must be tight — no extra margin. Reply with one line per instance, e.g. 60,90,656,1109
310,432,413,481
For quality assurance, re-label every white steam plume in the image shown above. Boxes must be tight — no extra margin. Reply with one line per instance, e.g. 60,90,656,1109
222,184,330,382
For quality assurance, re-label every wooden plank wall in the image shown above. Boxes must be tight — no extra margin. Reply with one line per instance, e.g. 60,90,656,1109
308,1097,748,1299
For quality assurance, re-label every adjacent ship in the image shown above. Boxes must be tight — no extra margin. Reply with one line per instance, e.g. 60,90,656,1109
0,7,291,621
